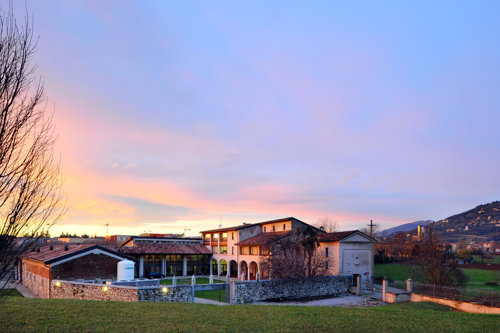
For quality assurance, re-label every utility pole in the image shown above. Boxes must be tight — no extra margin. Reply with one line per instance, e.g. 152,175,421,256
367,220,376,238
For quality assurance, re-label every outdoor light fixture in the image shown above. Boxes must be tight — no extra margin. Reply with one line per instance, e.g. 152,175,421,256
55,281,61,287
162,287,168,293
102,286,108,292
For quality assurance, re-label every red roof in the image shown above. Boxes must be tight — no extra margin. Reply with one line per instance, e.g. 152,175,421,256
23,244,96,263
236,232,290,246
315,230,365,242
118,243,211,255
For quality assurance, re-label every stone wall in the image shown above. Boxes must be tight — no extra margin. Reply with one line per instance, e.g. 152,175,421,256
138,285,192,303
229,275,351,304
50,280,192,303
51,280,138,302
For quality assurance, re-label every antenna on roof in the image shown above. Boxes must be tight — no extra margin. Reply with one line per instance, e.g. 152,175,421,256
104,223,109,236
219,216,222,229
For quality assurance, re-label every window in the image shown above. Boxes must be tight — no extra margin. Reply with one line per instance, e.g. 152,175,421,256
264,226,266,232
231,232,234,240
41,279,44,287
272,225,275,232
212,233,219,241
212,245,219,254
241,247,249,255
220,246,227,254
250,246,259,255
325,248,329,258
204,234,210,241
231,247,234,255
283,224,286,230
221,233,227,241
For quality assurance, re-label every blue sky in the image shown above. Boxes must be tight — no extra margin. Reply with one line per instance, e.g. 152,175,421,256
11,1,499,236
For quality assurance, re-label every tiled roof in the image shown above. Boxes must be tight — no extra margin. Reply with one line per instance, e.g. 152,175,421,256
236,232,290,246
22,244,132,264
201,217,324,234
315,230,361,242
118,243,211,255
200,223,256,233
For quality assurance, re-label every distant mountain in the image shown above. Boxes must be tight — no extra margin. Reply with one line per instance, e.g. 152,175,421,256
433,201,500,242
379,220,433,237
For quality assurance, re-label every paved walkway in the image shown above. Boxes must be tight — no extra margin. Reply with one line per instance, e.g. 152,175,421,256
1,280,37,298
255,294,385,307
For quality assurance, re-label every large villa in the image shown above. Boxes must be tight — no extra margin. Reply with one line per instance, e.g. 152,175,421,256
19,217,376,298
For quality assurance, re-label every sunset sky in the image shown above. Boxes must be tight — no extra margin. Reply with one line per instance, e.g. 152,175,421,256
12,1,500,237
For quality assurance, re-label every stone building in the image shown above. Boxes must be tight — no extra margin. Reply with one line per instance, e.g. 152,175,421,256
20,244,132,298
201,217,376,283
202,217,320,279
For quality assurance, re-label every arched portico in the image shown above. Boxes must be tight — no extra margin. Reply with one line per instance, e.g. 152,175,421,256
219,259,227,276
239,261,248,280
211,259,218,276
249,261,258,280
229,260,238,278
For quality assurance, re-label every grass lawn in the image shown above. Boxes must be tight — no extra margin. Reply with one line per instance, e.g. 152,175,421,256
160,277,225,285
461,268,500,292
374,264,413,281
375,264,500,292
0,297,497,332
472,255,500,264
0,289,23,297
195,289,226,302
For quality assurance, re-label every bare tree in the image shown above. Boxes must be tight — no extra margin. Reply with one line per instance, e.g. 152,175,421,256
315,217,338,233
261,227,333,279
410,228,467,288
0,6,64,296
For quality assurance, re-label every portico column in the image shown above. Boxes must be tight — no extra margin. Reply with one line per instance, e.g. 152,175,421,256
247,267,250,280
161,255,166,276
139,256,144,278
182,255,187,276
237,261,241,279
209,258,213,276
217,260,221,276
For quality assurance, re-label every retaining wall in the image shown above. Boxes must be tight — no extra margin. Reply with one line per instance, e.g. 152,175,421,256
50,280,191,303
228,275,352,304
411,293,500,315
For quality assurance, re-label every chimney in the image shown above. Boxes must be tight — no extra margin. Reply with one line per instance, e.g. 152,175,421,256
49,245,53,250
64,245,69,251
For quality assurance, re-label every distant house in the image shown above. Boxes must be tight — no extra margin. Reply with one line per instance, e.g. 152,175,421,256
20,244,132,298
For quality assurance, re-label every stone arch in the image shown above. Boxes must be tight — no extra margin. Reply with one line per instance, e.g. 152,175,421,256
219,259,227,276
229,260,238,278
211,258,218,276
239,260,248,280
249,261,258,280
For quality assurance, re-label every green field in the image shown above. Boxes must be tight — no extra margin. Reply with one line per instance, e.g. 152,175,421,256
195,289,226,302
472,255,500,264
0,289,23,297
160,277,225,285
0,297,497,332
374,264,500,292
